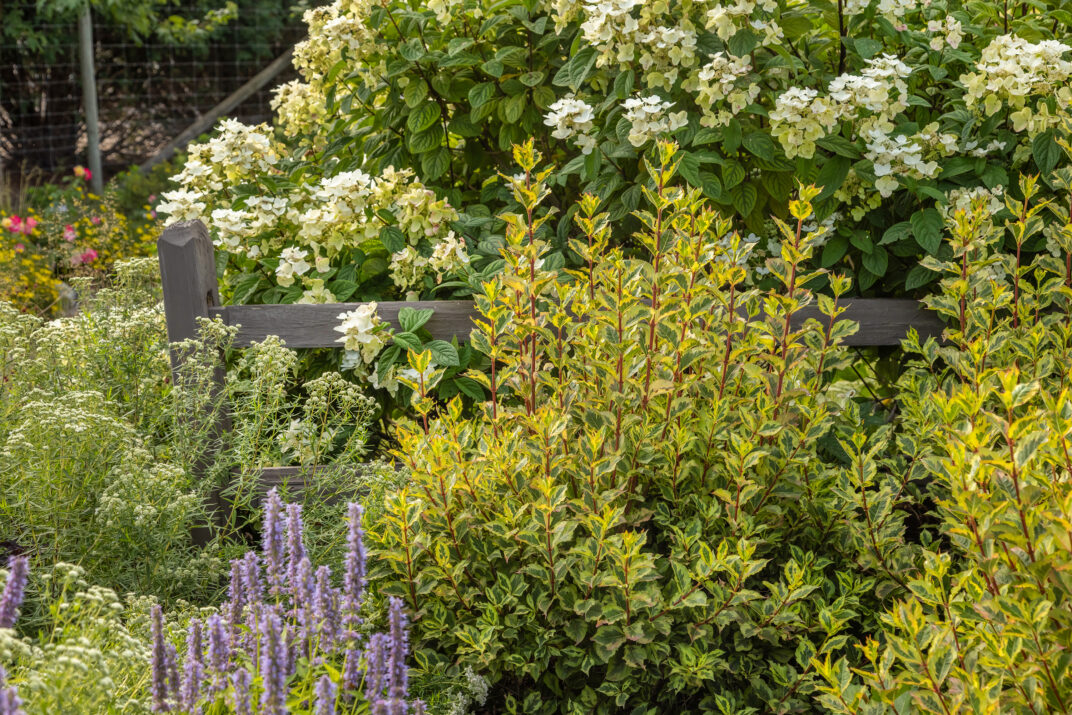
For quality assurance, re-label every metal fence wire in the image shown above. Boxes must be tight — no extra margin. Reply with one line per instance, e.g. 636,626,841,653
0,0,311,184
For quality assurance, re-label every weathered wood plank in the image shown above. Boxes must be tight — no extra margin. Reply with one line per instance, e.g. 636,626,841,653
157,221,229,544
235,465,372,505
210,301,480,348
791,298,945,345
210,297,945,348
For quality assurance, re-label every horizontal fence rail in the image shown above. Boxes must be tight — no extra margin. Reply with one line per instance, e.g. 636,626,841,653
208,298,946,349
158,220,949,539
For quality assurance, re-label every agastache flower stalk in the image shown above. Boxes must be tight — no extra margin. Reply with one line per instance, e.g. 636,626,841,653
342,502,366,637
230,668,252,715
206,614,230,693
314,565,340,651
259,612,288,715
0,666,24,715
285,503,307,601
225,558,246,640
364,632,388,703
0,556,28,629
180,618,204,710
342,647,362,694
150,605,172,713
314,674,337,715
263,489,287,596
387,597,409,702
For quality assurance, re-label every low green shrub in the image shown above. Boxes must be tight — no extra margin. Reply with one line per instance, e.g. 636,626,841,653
814,174,1072,711
370,141,916,713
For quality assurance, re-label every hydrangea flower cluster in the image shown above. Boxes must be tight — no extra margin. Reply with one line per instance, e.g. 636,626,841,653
335,303,390,365
961,35,1072,134
941,185,1006,220
149,491,425,715
772,54,913,158
926,15,963,51
543,95,598,154
769,87,840,159
685,52,759,128
161,130,464,299
293,0,380,81
864,129,942,197
706,0,781,49
622,95,687,147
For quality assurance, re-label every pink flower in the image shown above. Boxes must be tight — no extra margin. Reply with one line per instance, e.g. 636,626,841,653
149,194,157,202
21,217,36,234
64,225,77,242
149,210,157,219
90,216,101,225
14,243,24,252
80,248,98,264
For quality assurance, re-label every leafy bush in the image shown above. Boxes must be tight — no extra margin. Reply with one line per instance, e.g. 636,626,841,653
368,142,913,712
814,171,1072,710
162,0,1072,315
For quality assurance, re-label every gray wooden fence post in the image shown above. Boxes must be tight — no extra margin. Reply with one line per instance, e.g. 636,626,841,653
158,220,228,544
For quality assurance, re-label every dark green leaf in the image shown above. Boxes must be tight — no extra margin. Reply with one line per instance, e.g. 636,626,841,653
426,340,460,367
910,208,944,255
380,226,406,254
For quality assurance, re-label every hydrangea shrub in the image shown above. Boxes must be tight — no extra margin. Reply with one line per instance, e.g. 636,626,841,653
160,0,1072,311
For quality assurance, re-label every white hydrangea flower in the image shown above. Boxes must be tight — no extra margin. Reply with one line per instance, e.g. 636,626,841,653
390,245,431,292
428,231,470,281
622,95,687,147
158,189,207,224
769,87,840,159
335,303,388,364
864,130,940,197
687,52,759,127
927,16,963,51
961,34,1072,134
942,185,1005,220
276,247,312,287
543,95,598,154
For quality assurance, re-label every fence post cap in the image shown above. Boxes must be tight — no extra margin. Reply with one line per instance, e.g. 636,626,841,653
158,219,210,248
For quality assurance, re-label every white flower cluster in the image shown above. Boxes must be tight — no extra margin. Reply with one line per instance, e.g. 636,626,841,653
271,79,328,144
276,246,318,287
834,169,884,221
864,130,941,197
428,230,471,279
293,0,380,80
829,54,912,132
926,15,963,51
961,34,1072,133
686,52,759,127
544,95,598,154
706,0,782,49
636,25,698,90
578,0,645,67
622,95,687,147
942,185,1005,220
769,87,840,159
876,0,917,23
772,55,912,157
335,303,389,364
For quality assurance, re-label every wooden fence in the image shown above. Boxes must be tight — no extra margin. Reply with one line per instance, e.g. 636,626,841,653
158,220,948,536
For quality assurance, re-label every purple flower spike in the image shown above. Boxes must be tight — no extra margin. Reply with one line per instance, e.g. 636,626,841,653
206,614,230,692
230,668,252,715
225,559,246,638
263,489,287,597
164,643,181,707
285,503,307,596
150,605,172,713
242,551,262,605
0,556,28,629
314,674,337,715
314,565,340,651
342,647,362,694
259,612,288,715
364,633,388,703
413,700,426,715
180,618,204,711
343,503,366,636
387,598,409,701
0,666,24,715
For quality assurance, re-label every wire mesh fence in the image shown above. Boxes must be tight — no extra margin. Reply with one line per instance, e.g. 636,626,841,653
0,0,311,187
